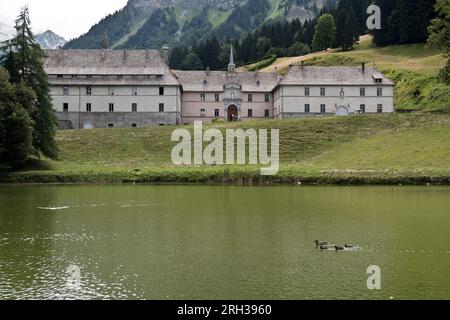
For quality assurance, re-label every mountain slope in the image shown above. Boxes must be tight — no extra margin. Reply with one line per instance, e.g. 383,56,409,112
36,30,67,49
64,0,334,49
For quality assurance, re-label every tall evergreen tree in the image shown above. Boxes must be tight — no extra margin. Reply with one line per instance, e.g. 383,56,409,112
312,14,336,51
428,0,450,83
0,68,34,168
3,6,58,159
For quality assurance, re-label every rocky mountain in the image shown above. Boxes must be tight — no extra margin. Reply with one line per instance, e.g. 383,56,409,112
0,21,15,42
36,30,67,49
64,0,336,49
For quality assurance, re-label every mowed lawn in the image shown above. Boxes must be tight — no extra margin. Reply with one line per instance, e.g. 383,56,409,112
3,113,448,184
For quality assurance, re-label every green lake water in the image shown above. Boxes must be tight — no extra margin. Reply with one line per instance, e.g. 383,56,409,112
0,185,449,300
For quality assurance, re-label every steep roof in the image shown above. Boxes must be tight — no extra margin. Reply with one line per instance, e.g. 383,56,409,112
280,66,394,86
44,49,179,85
172,70,280,92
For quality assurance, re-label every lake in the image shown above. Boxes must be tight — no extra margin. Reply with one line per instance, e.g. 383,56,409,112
0,185,449,300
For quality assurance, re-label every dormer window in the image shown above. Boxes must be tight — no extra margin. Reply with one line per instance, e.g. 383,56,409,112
373,74,383,83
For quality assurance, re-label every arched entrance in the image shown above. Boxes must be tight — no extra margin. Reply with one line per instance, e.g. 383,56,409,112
227,105,238,121
336,106,349,116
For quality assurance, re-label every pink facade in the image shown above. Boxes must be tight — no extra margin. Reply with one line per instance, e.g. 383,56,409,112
181,91,274,124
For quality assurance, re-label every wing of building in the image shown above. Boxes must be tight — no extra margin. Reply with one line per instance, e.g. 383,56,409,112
44,46,395,129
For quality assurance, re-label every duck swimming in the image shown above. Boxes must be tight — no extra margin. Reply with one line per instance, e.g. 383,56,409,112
314,240,328,246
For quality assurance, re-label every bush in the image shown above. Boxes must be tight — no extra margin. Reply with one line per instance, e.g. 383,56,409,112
287,42,311,57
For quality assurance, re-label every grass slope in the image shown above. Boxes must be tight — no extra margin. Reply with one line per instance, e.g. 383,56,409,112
2,114,450,184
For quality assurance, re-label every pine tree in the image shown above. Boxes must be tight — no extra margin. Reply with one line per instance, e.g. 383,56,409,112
181,52,204,70
0,68,34,168
312,14,336,51
428,0,450,83
4,6,58,159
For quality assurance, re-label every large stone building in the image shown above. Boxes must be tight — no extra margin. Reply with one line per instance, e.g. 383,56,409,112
44,47,394,129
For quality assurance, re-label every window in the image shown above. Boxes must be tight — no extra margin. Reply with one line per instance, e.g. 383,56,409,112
57,75,63,78
87,75,93,79
200,94,206,102
131,123,138,128
63,103,68,112
200,108,206,117
360,104,366,113
320,104,326,113
264,109,270,118
86,103,92,112
265,94,270,102
248,109,253,117
320,88,326,96
86,86,92,95
132,103,137,112
63,87,69,95
214,109,220,117
305,87,310,96
377,104,383,113
132,87,138,96
215,93,220,102
377,87,383,97
108,123,114,128
71,75,77,79
360,88,365,97
159,103,164,112
109,103,114,112
248,94,253,102
305,104,310,113
159,87,164,96
108,86,114,96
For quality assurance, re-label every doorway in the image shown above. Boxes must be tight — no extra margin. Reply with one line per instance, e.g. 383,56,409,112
227,105,238,121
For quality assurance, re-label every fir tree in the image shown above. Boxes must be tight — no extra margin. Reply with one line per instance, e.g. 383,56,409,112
312,14,336,51
428,0,450,83
0,68,34,168
4,6,58,159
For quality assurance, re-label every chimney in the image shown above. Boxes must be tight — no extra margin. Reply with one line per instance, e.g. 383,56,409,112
362,62,366,73
301,61,305,68
145,49,150,63
123,50,127,62
206,66,210,75
162,46,169,65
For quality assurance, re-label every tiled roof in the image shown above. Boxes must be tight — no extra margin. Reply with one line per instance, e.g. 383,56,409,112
172,70,280,92
44,49,179,85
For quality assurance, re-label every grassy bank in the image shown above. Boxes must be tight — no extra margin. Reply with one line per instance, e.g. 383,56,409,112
1,114,450,185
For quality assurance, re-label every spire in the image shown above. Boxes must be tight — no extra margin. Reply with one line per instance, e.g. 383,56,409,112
228,45,236,73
